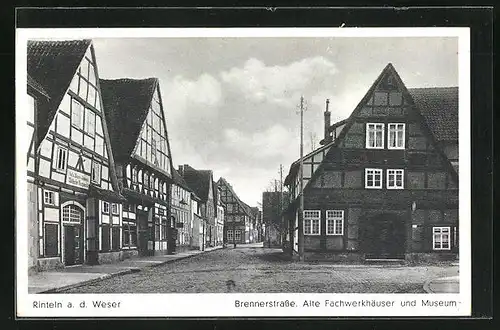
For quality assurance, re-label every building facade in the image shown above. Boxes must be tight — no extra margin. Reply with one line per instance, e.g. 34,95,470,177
284,63,459,263
218,178,251,245
178,165,216,248
27,39,127,271
100,77,175,257
213,183,225,246
171,168,194,253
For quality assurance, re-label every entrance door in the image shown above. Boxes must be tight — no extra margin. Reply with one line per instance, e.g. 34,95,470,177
362,213,406,259
137,210,149,257
64,225,84,265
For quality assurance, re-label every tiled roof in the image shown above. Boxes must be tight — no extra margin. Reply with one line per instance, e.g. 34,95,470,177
408,87,458,142
27,39,91,145
99,78,158,161
172,167,193,193
27,74,50,99
179,165,213,203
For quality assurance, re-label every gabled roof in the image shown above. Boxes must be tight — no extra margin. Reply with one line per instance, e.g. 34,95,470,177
27,39,91,144
179,165,213,203
284,140,335,185
172,167,193,193
217,177,251,216
99,78,158,162
285,63,459,189
408,87,458,142
27,74,50,99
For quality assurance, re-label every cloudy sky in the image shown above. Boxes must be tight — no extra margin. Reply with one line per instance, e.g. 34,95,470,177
92,36,459,207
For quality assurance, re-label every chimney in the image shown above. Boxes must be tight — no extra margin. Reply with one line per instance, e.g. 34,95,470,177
324,99,331,143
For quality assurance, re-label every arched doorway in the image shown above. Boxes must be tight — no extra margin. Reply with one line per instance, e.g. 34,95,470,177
61,202,85,266
361,213,406,259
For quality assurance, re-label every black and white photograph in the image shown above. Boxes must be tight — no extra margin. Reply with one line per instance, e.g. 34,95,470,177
16,27,471,317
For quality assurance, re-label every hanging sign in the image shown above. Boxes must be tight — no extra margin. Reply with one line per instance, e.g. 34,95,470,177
67,169,90,189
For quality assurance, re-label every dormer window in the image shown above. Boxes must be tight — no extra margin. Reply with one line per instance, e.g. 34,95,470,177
366,123,384,149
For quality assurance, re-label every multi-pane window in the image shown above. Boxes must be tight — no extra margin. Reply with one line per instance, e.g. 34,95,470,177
366,123,384,149
101,224,110,251
388,123,405,149
235,230,242,241
111,203,119,215
326,210,344,235
433,227,451,250
62,205,82,223
71,99,84,129
44,223,59,257
227,230,233,241
365,169,383,189
85,108,96,135
131,168,137,183
304,210,320,235
112,226,120,251
161,220,167,240
387,169,404,189
102,201,110,214
44,190,55,205
55,147,68,172
91,161,101,184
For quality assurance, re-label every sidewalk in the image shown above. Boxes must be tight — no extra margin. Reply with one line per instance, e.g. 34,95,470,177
424,276,460,293
28,246,223,294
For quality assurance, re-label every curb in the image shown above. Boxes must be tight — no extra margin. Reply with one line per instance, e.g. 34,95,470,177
39,247,223,293
423,279,434,293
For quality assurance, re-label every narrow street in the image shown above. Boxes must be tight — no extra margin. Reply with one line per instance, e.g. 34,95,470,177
61,244,458,294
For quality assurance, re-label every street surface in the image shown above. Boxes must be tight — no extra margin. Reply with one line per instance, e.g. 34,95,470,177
62,244,458,293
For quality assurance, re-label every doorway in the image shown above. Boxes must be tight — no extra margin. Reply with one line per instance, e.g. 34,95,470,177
137,209,149,257
62,203,84,266
362,213,406,259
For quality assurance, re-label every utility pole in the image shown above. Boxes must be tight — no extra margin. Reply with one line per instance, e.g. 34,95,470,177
279,164,283,246
298,96,305,261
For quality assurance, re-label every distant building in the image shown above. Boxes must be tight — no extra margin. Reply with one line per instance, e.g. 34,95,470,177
217,178,251,244
171,168,196,253
178,165,216,248
284,63,458,262
213,182,225,246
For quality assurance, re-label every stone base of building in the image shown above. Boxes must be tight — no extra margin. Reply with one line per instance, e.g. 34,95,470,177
405,252,458,265
304,251,365,263
153,249,169,256
97,251,123,264
37,257,64,271
121,249,138,260
175,245,191,253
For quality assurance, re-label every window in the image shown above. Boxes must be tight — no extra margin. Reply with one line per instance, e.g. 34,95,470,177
227,230,233,241
102,201,110,214
55,147,68,172
131,168,137,183
62,205,82,223
235,230,242,241
326,210,344,235
71,99,84,129
161,220,167,240
158,208,165,216
112,226,120,251
130,225,137,246
85,108,96,135
433,227,451,250
387,169,404,189
44,191,55,205
123,225,130,245
388,123,405,149
111,203,119,215
152,139,158,165
366,123,384,149
91,161,101,184
304,210,320,235
101,224,110,251
365,169,383,189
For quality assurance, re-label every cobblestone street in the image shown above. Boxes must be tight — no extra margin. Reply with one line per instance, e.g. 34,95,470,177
60,244,458,294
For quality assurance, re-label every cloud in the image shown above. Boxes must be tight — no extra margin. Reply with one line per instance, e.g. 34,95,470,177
223,124,298,159
220,56,337,106
162,73,222,121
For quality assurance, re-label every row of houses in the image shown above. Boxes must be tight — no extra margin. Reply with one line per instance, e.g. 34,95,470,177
25,39,261,273
281,63,459,262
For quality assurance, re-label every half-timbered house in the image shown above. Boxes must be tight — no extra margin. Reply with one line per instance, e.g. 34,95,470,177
284,63,459,263
213,183,225,246
178,165,216,248
27,40,126,270
100,78,174,257
171,168,194,253
217,178,251,244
